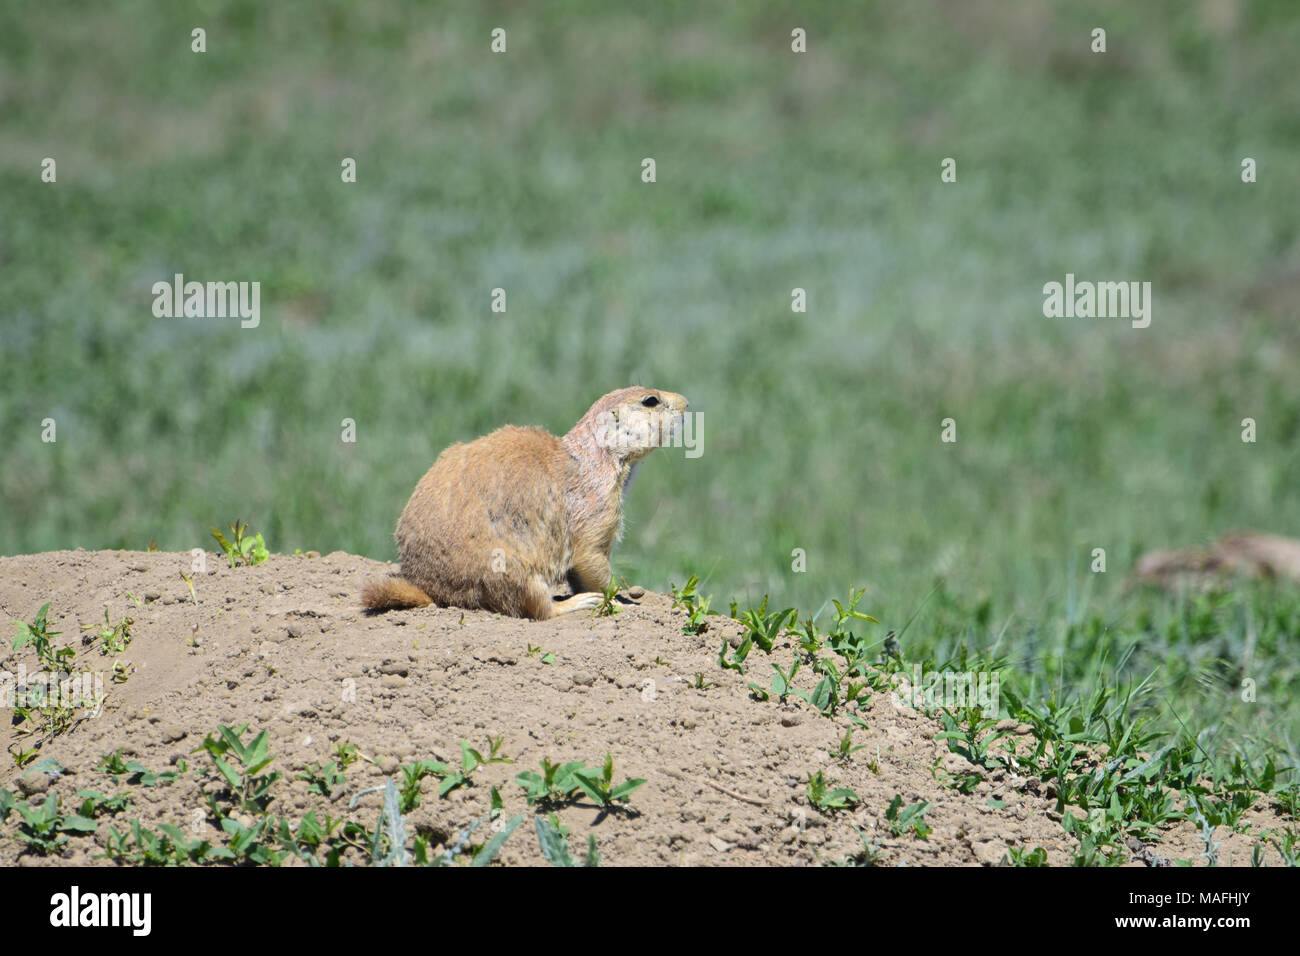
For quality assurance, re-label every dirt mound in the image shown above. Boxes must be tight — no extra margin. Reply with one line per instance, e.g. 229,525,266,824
0,550,1281,866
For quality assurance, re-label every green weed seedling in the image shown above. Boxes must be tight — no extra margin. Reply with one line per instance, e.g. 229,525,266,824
299,762,348,799
792,659,842,717
1272,784,1299,818
74,789,132,818
1005,845,1049,866
593,578,624,617
400,737,512,810
1061,809,1125,866
670,574,712,635
526,644,556,664
718,635,749,673
807,771,859,812
837,827,883,867
571,754,645,810
1250,840,1266,867
843,679,871,708
210,520,270,568
1070,831,1126,867
738,595,797,655
670,574,699,611
683,598,711,635
218,815,286,865
96,750,182,786
466,736,513,771
14,793,97,856
534,814,600,867
794,618,823,656
12,602,71,671
1265,828,1299,865
82,608,132,655
936,705,1015,772
512,752,643,812
720,595,795,673
737,589,882,714
826,588,879,648
768,657,801,703
832,729,867,762
516,758,590,806
296,742,360,799
9,603,100,752
179,571,198,605
194,724,282,815
0,789,14,822
14,793,66,855
884,794,931,839
814,588,884,682
274,811,347,866
103,819,233,865
399,760,452,810
933,762,981,796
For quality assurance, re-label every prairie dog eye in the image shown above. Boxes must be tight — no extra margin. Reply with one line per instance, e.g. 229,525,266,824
641,395,660,407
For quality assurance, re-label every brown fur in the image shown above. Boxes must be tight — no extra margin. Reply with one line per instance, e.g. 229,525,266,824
360,576,433,610
362,387,688,620
1136,531,1300,586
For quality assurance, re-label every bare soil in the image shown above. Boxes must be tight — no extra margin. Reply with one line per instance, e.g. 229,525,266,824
0,550,1286,866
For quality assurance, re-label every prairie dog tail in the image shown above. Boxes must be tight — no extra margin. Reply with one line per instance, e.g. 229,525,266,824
362,576,434,611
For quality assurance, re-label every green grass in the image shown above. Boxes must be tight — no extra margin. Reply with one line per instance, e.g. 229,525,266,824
2,2,1298,778
0,730,590,866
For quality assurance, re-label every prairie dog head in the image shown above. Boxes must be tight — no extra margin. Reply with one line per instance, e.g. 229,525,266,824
567,386,689,463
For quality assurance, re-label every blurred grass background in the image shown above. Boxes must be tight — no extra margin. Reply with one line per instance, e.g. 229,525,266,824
2,1,1298,766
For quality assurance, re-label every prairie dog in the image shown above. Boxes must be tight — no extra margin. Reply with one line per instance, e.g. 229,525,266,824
362,387,688,619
